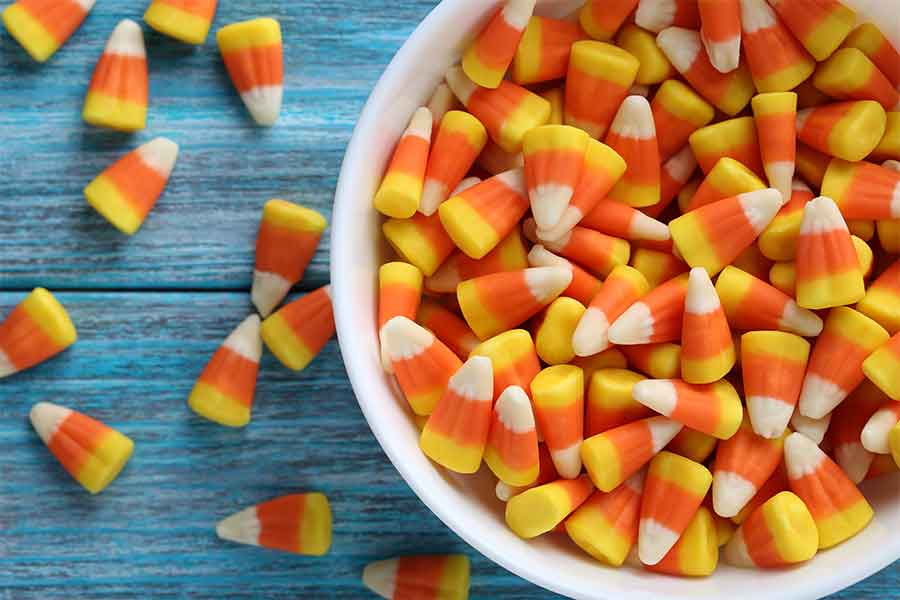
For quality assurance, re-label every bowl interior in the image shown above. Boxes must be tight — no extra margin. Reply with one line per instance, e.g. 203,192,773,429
331,2,900,598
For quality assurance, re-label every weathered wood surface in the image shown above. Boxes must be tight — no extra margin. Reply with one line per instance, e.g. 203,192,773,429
0,1,896,598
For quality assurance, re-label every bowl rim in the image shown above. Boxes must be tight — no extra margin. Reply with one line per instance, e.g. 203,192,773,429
330,2,900,598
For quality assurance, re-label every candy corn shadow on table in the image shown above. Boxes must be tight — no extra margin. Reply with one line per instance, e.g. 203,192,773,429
0,1,896,599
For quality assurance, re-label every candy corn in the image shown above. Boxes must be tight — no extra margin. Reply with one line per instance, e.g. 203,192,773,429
741,331,810,439
656,27,754,116
617,24,674,84
188,315,260,428
582,416,683,492
758,179,815,261
144,0,217,45
83,20,148,131
579,0,637,40
861,402,900,454
831,381,886,482
629,247,689,289
814,48,900,111
784,432,873,549
667,427,717,463
621,343,683,380
524,125,589,230
799,307,889,419
651,80,715,162
716,265,823,335
30,402,133,494
445,66,550,153
795,196,866,309
712,414,785,518
821,159,900,220
439,169,529,259
378,262,423,371
751,92,797,203
252,200,326,317
382,212,456,277
795,142,832,188
670,188,782,276
790,411,833,446
462,0,535,89
261,286,335,374
636,0,700,32
3,0,94,62
638,451,712,565
573,265,650,357
863,329,900,399
740,0,815,93
689,117,764,177
470,329,540,400
216,493,332,555
427,83,460,131
842,23,900,89
541,87,564,126
362,555,470,600
564,41,639,139
796,101,887,162
857,258,900,334
426,228,527,294
724,491,819,568
528,244,603,306
681,268,734,384
565,471,645,566
654,146,699,216
0,288,76,379
373,107,432,218
534,224,631,278
420,111,487,216
505,475,594,538
683,157,766,213
380,316,462,415
698,0,740,74
608,272,689,345
416,300,479,360
604,95,660,208
477,139,525,175
533,297,581,366
871,113,900,162
571,348,629,383
633,378,743,439
645,506,718,576
484,385,540,487
586,368,653,436
420,356,494,473
217,18,283,126
495,442,559,501
578,200,670,245
513,16,586,84
531,365,584,478
768,0,855,62
733,463,790,525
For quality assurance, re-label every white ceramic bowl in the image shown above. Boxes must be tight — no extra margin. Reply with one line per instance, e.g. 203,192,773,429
332,1,900,598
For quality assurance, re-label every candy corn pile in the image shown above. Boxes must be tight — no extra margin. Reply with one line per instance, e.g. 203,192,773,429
374,0,900,578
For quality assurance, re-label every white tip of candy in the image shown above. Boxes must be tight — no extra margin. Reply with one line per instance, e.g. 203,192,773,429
685,267,720,315
631,211,671,241
251,270,292,318
638,518,680,565
452,176,482,196
216,506,262,547
76,0,96,10
137,137,179,179
0,349,15,379
704,35,741,74
738,188,783,234
861,407,899,454
637,0,679,32
608,302,653,345
419,179,448,216
609,96,656,140
496,386,536,433
406,106,434,141
29,401,72,444
424,259,461,294
740,0,777,34
790,411,832,445
572,307,611,357
765,161,796,206
664,145,699,183
106,19,145,57
523,265,572,303
632,380,678,417
800,196,848,235
713,471,757,518
223,315,262,363
779,300,824,337
445,66,478,105
381,316,435,362
784,432,826,480
531,184,573,231
747,395,793,439
835,442,874,484
647,416,683,452
242,84,284,126
502,0,538,29
882,160,900,173
551,442,583,479
362,558,399,599
723,529,754,567
536,206,582,242
798,373,846,420
656,27,702,72
448,356,494,403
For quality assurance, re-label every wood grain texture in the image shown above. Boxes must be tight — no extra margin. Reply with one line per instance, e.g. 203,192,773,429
0,0,895,598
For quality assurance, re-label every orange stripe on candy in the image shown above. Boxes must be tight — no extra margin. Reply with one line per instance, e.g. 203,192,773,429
670,382,721,434
0,304,61,370
378,283,419,328
685,54,731,105
743,351,805,403
494,354,541,399
467,82,529,135
456,175,529,234
198,347,257,407
427,131,481,188
696,199,758,263
18,0,88,44
790,460,865,520
255,222,320,282
526,149,583,191
682,311,732,360
158,0,217,19
395,556,447,598
699,0,739,43
104,151,166,218
257,495,304,553
427,389,492,446
756,113,796,163
277,289,334,350
48,412,108,478
385,135,429,177
796,230,859,280
491,428,537,470
565,66,628,127
643,476,703,532
473,9,523,69
88,54,148,103
222,45,283,92
538,403,583,450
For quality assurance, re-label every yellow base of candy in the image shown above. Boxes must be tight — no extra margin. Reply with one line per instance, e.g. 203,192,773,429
753,62,815,94
862,348,900,400
505,484,574,539
462,48,505,90
608,180,660,208
382,219,443,277
188,382,251,427
76,430,135,494
857,287,900,335
682,347,736,385
84,175,144,235
877,219,900,253
566,507,632,566
815,499,873,550
890,423,900,469
581,434,621,492
2,4,60,63
261,313,315,372
483,447,538,487
439,197,500,260
662,507,719,576
420,427,483,474
23,288,77,348
144,3,212,45
765,492,819,563
828,101,887,162
796,270,866,310
536,298,584,365
374,172,422,219
217,18,281,53
83,91,147,132
297,492,333,556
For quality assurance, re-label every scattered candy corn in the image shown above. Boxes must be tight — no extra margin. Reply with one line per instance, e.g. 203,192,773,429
621,342,683,380
842,22,900,89
644,506,718,576
513,17,586,85
0,288,76,379
857,258,900,334
420,111,487,216
822,159,900,220
633,378,743,440
767,0,856,62
636,0,700,32
216,493,332,555
796,101,887,162
751,92,797,203
723,491,819,568
573,265,649,357
535,297,584,365
83,19,148,131
604,95,660,208
530,222,630,278
484,385,539,486
758,179,814,261
689,116,764,177
831,381,886,483
144,0,217,45
579,0,637,41
741,331,810,439
524,125,589,230
608,272,689,345
416,300,479,361
30,401,133,494
667,427,717,464
426,227,527,294
813,48,900,111
217,18,283,126
564,41,639,139
261,285,335,374
378,261,423,371
3,0,95,62
740,0,815,93
683,157,766,213
585,368,652,436
531,364,584,478
462,0,535,89
373,107,433,219
681,267,734,384
505,474,594,538
698,0,740,74
362,555,470,600
382,212,456,277
861,402,900,454
470,328,541,400
651,79,715,162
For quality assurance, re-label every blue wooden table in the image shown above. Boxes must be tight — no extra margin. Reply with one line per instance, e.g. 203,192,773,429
0,1,896,598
